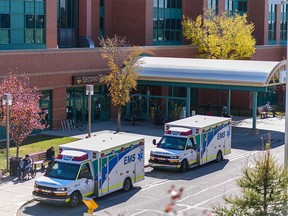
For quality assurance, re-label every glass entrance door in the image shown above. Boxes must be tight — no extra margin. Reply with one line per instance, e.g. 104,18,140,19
92,96,101,121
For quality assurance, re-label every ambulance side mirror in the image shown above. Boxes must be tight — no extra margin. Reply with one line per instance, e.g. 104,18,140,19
152,139,157,146
86,173,93,180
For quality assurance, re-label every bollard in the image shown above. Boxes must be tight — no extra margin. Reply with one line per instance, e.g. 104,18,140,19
83,198,98,216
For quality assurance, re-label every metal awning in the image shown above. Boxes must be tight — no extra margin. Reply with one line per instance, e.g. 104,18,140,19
137,57,286,87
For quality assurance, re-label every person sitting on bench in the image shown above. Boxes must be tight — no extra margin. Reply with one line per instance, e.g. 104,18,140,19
265,101,276,117
18,154,33,179
46,146,55,167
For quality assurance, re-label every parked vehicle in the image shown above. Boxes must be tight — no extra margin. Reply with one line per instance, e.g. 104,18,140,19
149,115,232,172
33,133,145,207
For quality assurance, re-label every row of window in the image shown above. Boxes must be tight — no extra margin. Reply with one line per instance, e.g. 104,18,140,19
1,0,284,48
153,0,182,9
0,0,45,46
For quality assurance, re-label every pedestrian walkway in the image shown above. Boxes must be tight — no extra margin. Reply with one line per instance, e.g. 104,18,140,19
0,116,285,216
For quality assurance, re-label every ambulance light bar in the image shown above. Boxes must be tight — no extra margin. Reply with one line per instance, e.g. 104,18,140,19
165,127,192,136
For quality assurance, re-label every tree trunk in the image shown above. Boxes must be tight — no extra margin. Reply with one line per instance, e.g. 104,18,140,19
117,106,122,132
16,144,19,158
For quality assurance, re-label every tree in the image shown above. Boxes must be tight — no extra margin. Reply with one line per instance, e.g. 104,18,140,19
182,11,256,60
213,151,288,216
99,35,142,132
0,73,45,158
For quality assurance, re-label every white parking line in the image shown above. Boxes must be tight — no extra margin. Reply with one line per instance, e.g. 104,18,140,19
178,176,241,203
176,188,239,214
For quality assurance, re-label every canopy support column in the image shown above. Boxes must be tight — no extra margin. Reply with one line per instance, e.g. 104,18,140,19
186,87,191,117
227,90,231,115
252,91,258,130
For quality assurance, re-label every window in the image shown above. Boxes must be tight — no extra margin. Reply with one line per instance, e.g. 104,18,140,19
99,0,104,37
0,0,45,48
78,163,91,179
25,14,45,43
57,0,79,48
208,0,218,14
225,0,247,15
0,14,10,44
281,5,287,44
268,4,277,44
153,0,182,45
187,137,196,150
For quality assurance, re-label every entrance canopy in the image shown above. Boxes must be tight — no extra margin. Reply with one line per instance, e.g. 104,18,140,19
135,57,286,130
137,57,286,89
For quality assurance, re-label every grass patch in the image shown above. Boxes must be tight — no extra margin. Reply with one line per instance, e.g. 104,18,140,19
0,134,78,172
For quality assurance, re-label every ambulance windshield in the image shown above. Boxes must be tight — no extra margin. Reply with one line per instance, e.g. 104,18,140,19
45,161,80,180
158,136,187,150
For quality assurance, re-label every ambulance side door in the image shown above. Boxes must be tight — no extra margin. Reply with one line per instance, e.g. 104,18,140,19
186,136,197,166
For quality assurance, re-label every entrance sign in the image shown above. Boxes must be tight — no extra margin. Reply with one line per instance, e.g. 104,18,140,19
73,75,100,85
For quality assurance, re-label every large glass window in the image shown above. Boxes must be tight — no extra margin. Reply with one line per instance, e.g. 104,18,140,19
99,0,104,37
0,14,10,44
57,0,79,48
153,0,182,45
0,0,45,48
208,0,218,14
268,4,277,45
225,0,247,15
281,5,287,44
25,14,45,43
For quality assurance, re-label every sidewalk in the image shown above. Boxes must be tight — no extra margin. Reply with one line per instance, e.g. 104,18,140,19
0,116,285,216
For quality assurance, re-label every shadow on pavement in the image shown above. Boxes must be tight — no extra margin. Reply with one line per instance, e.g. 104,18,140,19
145,159,229,181
232,127,284,151
22,187,141,216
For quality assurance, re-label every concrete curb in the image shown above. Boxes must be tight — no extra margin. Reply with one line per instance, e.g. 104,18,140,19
17,199,35,216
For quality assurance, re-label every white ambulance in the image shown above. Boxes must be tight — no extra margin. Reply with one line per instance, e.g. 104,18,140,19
33,133,145,207
149,115,232,172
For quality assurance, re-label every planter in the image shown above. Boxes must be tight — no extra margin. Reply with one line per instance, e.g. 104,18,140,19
9,157,22,177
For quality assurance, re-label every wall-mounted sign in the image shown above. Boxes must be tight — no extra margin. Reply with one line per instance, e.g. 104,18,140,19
73,75,100,85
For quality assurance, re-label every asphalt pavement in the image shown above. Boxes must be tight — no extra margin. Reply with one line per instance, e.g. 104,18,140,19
0,115,285,216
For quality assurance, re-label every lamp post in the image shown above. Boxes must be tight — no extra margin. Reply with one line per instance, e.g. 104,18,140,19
2,93,12,171
86,85,94,138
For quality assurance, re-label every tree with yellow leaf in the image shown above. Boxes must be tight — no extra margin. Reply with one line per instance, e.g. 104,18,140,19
99,36,142,132
182,11,256,60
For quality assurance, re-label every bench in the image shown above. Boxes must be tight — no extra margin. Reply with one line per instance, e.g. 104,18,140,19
29,151,51,171
257,106,267,119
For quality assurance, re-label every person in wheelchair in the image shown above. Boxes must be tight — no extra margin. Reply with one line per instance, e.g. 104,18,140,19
18,154,33,180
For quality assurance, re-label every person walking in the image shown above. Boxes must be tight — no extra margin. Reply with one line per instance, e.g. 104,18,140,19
206,101,212,116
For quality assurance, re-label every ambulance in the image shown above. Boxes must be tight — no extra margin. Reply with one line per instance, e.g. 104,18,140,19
149,115,232,172
33,133,145,207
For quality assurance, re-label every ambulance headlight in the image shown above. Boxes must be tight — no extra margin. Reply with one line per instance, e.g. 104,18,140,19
56,187,67,191
170,156,179,159
54,187,68,196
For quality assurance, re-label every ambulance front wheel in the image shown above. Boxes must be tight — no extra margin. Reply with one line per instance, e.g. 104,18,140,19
180,160,188,173
216,151,223,162
70,191,82,208
123,177,132,192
